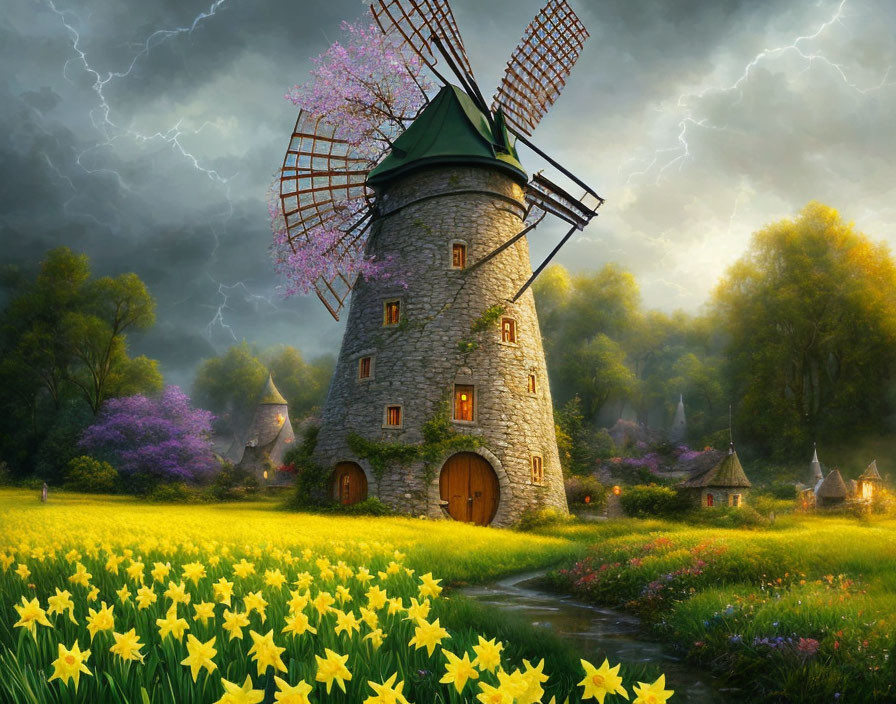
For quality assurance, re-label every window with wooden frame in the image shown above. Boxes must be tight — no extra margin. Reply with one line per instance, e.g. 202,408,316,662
501,317,516,343
531,455,544,485
451,242,467,269
383,299,401,326
453,384,474,422
358,356,372,380
384,405,402,427
527,373,537,394
729,493,742,507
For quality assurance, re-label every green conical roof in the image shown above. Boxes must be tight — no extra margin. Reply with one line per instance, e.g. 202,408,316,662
258,374,287,405
681,445,751,488
367,85,527,187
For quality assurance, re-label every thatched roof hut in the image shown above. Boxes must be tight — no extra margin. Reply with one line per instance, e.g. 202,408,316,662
859,460,882,482
680,444,751,507
815,468,848,507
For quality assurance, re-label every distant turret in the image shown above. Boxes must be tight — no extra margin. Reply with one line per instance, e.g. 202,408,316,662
669,395,686,443
810,445,823,487
233,375,295,483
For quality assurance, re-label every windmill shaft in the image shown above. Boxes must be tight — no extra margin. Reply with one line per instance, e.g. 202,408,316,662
468,212,546,271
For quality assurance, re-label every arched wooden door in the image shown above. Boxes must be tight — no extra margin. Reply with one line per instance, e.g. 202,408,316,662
439,452,499,526
331,462,368,505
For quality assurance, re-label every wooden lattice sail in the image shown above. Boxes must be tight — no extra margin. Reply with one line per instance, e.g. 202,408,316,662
491,0,590,137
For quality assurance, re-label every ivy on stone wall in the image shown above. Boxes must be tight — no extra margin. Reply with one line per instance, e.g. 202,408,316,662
457,304,505,355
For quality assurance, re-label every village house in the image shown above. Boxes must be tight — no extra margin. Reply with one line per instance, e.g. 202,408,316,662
680,443,751,508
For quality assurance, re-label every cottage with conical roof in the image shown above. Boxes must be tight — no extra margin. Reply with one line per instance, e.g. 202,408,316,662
234,375,295,483
857,460,882,501
680,443,751,508
815,468,848,508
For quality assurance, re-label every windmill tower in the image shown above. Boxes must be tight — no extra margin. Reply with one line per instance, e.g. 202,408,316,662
278,0,601,526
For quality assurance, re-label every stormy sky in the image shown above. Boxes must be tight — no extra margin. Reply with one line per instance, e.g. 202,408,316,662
2,0,895,386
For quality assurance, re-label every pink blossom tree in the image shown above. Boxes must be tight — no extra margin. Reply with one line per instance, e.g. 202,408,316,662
271,18,430,298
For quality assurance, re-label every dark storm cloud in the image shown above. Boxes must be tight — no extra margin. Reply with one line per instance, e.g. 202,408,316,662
1,0,895,386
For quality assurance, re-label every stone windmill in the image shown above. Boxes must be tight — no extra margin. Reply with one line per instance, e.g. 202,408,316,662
278,0,602,525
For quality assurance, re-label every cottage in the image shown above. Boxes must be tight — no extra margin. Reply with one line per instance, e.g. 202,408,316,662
815,468,848,508
232,375,295,483
857,460,882,501
680,443,751,508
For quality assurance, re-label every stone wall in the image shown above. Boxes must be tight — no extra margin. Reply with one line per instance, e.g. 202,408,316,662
238,403,293,480
313,165,568,526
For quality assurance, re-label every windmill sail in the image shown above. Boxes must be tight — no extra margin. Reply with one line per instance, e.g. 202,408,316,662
525,172,600,230
491,0,589,136
279,110,375,320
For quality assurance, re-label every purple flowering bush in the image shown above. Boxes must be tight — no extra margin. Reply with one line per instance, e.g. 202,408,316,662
80,386,216,493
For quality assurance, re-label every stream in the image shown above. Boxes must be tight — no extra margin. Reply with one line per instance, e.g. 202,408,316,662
462,571,735,704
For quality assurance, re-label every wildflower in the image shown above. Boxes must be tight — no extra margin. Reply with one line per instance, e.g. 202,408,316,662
193,601,216,624
116,584,131,604
294,571,313,589
405,597,430,622
181,634,218,681
366,584,388,610
797,638,820,656
151,561,171,583
248,629,288,675
48,642,91,690
214,675,264,704
440,650,479,693
135,585,157,610
273,676,313,704
355,566,373,584
519,659,549,704
364,627,386,649
156,604,189,641
105,554,124,574
336,585,352,604
244,591,268,622
315,648,352,693
182,561,207,584
213,577,235,606
472,636,503,672
387,597,405,615
282,611,317,638
86,602,115,640
69,562,92,587
110,628,144,662
47,588,78,624
408,617,449,656
125,560,144,584
476,681,514,704
360,606,378,629
164,580,191,605
15,563,31,581
312,590,335,617
233,559,256,579
265,568,287,590
222,609,250,641
632,674,673,704
578,658,628,702
287,588,309,614
418,572,443,599
86,585,100,602
13,596,53,637
365,672,411,704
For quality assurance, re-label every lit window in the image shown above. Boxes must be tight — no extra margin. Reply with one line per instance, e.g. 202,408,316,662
453,384,474,422
729,494,742,507
384,300,401,326
358,356,372,379
531,456,544,485
527,373,537,394
385,405,402,427
452,242,466,269
501,317,516,343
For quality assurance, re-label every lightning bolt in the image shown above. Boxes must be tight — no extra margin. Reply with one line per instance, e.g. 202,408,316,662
41,0,282,342
624,0,896,186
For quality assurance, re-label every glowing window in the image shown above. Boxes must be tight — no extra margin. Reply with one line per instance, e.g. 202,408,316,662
531,456,544,485
385,405,402,427
527,373,537,394
501,317,516,343
358,356,372,379
729,494,742,507
452,242,466,269
384,300,401,326
453,384,474,422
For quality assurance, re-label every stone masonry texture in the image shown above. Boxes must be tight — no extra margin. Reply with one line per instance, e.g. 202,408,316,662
313,164,569,526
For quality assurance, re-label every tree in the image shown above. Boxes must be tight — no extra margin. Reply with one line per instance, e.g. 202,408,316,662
263,346,334,419
713,202,896,457
79,386,215,493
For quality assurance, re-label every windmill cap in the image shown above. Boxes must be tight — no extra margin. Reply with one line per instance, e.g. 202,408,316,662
367,85,528,188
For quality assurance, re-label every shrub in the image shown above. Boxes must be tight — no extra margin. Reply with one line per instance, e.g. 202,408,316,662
0,461,11,486
516,506,575,532
209,462,259,501
619,484,689,518
688,504,767,528
146,482,201,503
65,456,119,493
564,475,608,510
330,497,394,516
284,426,330,509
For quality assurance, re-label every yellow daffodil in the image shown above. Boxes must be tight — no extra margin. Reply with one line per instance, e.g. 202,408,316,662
151,561,171,583
182,561,207,585
14,563,31,581
86,602,114,641
233,559,255,579
248,629,287,675
193,601,216,624
333,609,361,637
273,676,313,704
47,588,78,624
359,606,378,629
282,611,316,638
116,584,131,604
287,588,309,614
293,571,313,590
110,628,144,662
441,650,479,693
68,562,91,587
135,585,157,610
579,659,629,703
365,672,411,704
496,668,531,702
315,648,352,694
48,642,91,690
408,617,449,656
519,659,549,704
213,577,234,605
335,585,352,604
418,572,442,599
264,568,287,590
632,675,673,704
125,560,144,584
0,553,14,572
180,634,217,681
404,597,430,622
156,604,189,641
105,554,124,574
222,609,250,641
387,597,405,615
364,627,386,650
472,636,503,672
13,596,53,637
214,675,264,704
355,566,373,584
366,585,388,610
244,591,268,622
312,590,335,617
164,580,191,605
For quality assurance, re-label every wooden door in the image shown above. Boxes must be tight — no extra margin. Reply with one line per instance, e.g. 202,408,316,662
439,452,499,526
331,462,368,505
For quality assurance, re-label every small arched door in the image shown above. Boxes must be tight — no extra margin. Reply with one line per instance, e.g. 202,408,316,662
331,462,368,505
439,452,499,526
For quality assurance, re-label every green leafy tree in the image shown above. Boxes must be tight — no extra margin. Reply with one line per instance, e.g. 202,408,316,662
263,346,334,419
713,202,896,457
